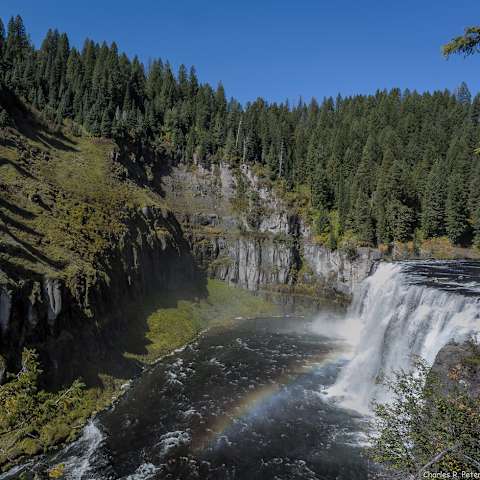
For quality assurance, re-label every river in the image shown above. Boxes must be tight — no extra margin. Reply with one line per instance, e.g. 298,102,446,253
3,260,480,479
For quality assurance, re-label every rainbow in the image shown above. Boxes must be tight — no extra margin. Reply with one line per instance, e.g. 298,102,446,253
192,350,341,452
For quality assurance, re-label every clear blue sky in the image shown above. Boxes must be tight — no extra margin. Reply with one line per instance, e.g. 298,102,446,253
2,0,480,104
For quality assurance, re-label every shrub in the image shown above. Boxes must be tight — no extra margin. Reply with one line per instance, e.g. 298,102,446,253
370,358,480,478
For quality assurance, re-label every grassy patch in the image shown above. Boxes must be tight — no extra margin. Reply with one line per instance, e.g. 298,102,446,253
126,279,278,363
420,237,480,260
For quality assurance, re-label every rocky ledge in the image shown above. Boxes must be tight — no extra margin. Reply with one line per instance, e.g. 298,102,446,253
432,340,480,398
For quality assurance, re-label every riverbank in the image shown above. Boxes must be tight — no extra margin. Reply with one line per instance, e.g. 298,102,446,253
0,279,279,472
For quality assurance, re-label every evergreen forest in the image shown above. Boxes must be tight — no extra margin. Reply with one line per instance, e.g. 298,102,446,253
1,15,479,248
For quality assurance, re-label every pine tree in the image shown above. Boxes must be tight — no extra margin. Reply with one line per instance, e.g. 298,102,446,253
311,163,332,210
337,175,350,234
470,93,480,123
388,200,414,242
4,15,29,65
373,148,394,243
388,157,415,241
446,171,470,244
455,81,472,105
0,18,5,61
100,110,112,137
354,189,374,245
471,160,480,247
422,161,447,238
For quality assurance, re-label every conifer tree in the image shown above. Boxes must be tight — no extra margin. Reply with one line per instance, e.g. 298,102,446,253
0,18,5,61
311,163,332,210
373,148,394,243
100,110,112,137
455,81,472,105
446,171,470,244
422,161,447,238
354,189,374,245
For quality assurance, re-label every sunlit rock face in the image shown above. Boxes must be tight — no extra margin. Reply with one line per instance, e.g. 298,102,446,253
205,236,295,290
302,243,380,296
164,162,378,297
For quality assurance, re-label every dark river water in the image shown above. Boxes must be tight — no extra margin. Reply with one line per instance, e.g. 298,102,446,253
7,314,373,479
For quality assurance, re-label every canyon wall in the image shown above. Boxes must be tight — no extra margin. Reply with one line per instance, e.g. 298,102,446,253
0,144,380,383
161,162,380,298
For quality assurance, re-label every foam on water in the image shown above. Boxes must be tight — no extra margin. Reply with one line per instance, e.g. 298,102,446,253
59,420,104,479
125,463,159,480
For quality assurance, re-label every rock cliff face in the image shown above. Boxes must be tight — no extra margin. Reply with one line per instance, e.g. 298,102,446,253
302,243,381,296
191,232,298,291
162,162,379,298
0,207,203,384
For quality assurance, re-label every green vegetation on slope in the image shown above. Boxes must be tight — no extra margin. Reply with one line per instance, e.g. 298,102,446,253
370,349,480,479
0,350,88,465
0,116,163,287
125,279,278,364
0,96,171,470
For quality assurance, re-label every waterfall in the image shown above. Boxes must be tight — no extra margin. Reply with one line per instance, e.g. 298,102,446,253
327,262,480,414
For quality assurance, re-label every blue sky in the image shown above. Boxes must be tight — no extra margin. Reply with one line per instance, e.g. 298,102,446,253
2,0,480,104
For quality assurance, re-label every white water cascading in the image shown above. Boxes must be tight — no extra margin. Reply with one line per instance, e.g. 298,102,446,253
326,262,480,414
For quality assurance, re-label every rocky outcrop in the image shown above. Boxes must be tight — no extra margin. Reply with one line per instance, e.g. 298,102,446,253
432,341,480,398
43,278,62,326
302,243,381,296
191,233,298,291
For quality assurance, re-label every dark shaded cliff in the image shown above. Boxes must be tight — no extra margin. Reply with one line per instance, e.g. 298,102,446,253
1,207,204,386
0,105,206,386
